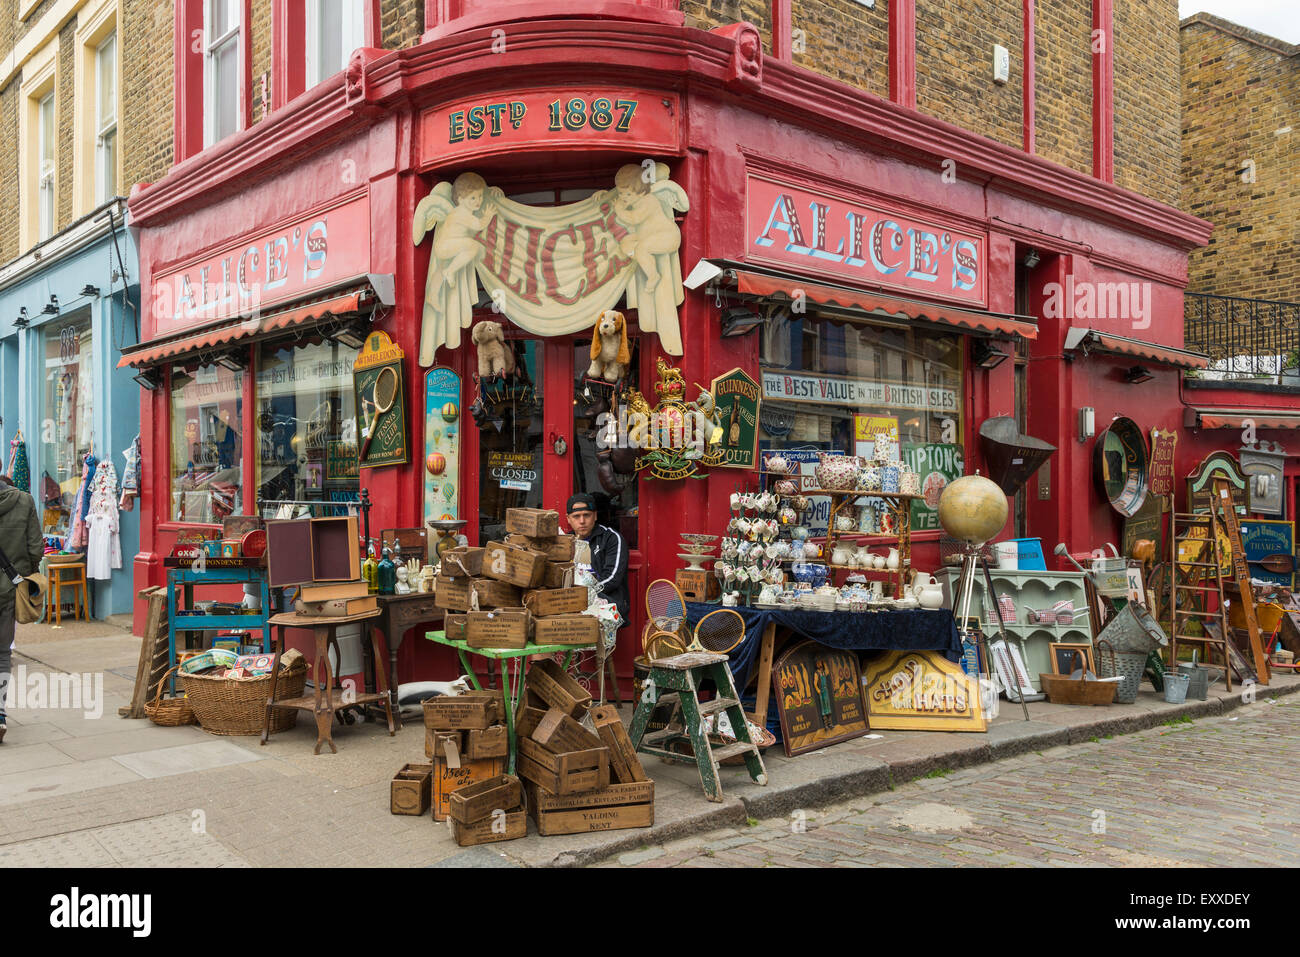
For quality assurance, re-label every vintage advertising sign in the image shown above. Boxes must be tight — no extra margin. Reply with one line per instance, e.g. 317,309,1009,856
853,414,899,459
761,371,959,414
414,164,688,365
709,368,761,469
1239,519,1295,588
425,367,462,521
746,173,987,307
1149,428,1178,496
419,89,681,167
1187,451,1246,512
903,443,965,532
772,640,869,756
326,440,359,482
353,332,409,469
863,650,987,732
487,451,538,492
151,194,371,336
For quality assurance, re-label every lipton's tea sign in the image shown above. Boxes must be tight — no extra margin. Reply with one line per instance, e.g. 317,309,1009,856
746,174,987,307
863,650,987,732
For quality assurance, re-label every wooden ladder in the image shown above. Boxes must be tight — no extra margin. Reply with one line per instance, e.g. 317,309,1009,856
1210,478,1271,684
627,650,768,803
1169,500,1233,692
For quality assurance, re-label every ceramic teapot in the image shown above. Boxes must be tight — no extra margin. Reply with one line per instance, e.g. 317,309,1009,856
764,453,790,474
758,583,782,604
913,573,945,609
815,453,860,491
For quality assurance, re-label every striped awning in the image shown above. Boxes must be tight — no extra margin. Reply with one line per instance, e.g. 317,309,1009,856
1065,327,1208,370
1186,408,1300,430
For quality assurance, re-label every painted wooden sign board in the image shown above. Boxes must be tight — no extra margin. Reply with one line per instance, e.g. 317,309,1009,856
772,640,869,756
904,442,964,532
709,367,761,469
1187,451,1245,512
1148,428,1178,496
424,366,462,521
1239,519,1296,588
862,650,987,732
353,331,409,468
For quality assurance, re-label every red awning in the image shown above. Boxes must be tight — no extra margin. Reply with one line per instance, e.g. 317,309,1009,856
732,269,1038,340
117,289,366,368
1066,327,1208,369
1188,408,1300,430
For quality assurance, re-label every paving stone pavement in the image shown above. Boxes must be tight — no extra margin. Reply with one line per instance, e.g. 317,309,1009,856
594,698,1300,868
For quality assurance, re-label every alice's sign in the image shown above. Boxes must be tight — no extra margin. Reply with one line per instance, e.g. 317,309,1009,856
762,371,959,413
151,195,371,335
419,89,680,166
746,174,987,307
414,165,688,365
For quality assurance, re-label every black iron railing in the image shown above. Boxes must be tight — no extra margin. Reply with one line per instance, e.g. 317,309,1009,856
1184,292,1300,380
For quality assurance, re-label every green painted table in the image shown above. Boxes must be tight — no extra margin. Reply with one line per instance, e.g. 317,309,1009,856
424,630,597,774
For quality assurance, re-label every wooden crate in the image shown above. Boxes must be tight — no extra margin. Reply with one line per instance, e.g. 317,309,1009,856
506,507,560,538
440,546,485,578
444,613,468,642
543,562,575,589
532,708,604,754
469,578,522,610
544,535,576,562
523,586,589,617
533,614,600,646
466,725,508,759
434,575,471,612
465,608,533,649
483,541,547,589
589,704,649,783
527,658,592,717
515,706,548,740
448,773,524,825
517,737,610,795
423,690,503,731
528,781,654,835
432,754,505,821
450,808,527,846
391,763,433,815
424,729,463,760
676,568,720,603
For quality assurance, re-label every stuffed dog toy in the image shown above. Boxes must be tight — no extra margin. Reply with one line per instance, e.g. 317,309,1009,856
472,320,516,379
588,310,630,381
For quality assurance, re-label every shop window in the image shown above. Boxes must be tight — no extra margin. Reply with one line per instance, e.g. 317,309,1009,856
38,92,55,240
477,340,544,544
306,0,365,87
573,339,638,549
170,362,244,523
40,315,94,536
95,32,117,203
254,338,360,510
203,0,241,146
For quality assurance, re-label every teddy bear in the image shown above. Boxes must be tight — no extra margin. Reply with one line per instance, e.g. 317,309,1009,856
471,320,516,379
588,310,630,382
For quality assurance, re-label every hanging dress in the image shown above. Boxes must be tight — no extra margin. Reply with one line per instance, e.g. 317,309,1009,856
86,460,121,580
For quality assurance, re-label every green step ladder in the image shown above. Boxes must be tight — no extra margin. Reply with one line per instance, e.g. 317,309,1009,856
627,651,767,803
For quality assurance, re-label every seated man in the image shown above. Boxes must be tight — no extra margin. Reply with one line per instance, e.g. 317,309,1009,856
565,493,628,632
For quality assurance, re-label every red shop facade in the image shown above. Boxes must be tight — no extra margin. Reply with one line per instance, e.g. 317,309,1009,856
126,1,1257,690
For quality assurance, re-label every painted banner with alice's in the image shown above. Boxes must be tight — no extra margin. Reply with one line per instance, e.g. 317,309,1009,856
413,162,689,365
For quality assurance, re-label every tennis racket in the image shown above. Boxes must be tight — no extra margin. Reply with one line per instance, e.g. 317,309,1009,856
688,608,746,654
645,578,686,635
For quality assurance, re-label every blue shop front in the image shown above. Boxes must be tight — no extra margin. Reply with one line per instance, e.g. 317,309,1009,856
0,198,142,620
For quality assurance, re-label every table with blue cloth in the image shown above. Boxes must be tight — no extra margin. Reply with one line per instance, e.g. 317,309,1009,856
684,602,962,726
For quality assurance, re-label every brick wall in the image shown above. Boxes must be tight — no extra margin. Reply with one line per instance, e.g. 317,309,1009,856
681,0,772,52
1114,0,1180,205
250,0,272,122
791,0,886,98
916,0,1021,150
56,20,75,230
0,82,18,262
1033,0,1091,177
381,0,425,50
122,0,174,188
1181,16,1299,302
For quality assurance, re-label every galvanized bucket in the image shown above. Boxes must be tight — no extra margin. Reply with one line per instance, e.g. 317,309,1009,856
1096,602,1169,656
1162,671,1191,704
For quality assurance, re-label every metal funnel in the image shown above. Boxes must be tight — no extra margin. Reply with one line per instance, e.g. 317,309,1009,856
978,416,1057,496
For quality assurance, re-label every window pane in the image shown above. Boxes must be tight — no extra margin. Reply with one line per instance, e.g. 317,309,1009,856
171,364,244,523
317,0,345,80
214,40,238,140
208,0,237,38
254,339,360,511
41,316,94,539
573,339,638,548
97,34,117,127
98,127,117,201
477,340,543,544
40,95,54,163
40,181,54,239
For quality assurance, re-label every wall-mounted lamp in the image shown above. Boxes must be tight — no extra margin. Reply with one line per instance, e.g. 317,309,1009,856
972,340,1010,369
330,323,368,349
133,368,161,391
42,295,59,315
214,353,245,372
13,307,30,329
720,305,763,338
1078,407,1096,443
81,284,101,298
1124,365,1154,384
1022,248,1040,269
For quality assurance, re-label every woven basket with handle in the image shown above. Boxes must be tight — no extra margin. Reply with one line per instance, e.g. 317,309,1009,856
180,659,308,736
144,665,198,726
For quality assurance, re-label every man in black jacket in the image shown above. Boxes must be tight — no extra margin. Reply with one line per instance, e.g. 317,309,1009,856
0,473,44,743
565,493,629,632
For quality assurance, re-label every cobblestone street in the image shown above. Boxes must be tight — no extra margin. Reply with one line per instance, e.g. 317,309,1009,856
594,696,1300,868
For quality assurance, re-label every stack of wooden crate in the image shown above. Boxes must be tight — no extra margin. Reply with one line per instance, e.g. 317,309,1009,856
503,507,600,647
447,773,527,846
517,659,654,835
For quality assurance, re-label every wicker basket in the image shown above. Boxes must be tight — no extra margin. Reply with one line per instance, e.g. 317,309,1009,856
1096,639,1146,704
180,660,308,736
1038,672,1117,706
144,666,198,726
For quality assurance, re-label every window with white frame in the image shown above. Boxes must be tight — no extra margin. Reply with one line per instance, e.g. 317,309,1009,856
38,93,55,240
306,0,365,87
204,0,241,146
95,32,117,202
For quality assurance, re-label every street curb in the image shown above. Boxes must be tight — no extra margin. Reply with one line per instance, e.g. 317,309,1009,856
551,676,1299,867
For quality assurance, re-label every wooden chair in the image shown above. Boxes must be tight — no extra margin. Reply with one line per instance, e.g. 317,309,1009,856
47,562,89,623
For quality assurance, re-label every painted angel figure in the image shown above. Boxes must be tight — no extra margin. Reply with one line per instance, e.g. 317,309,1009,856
414,172,492,365
612,162,690,356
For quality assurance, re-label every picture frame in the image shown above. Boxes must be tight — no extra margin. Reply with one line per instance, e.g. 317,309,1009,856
1050,642,1095,676
772,640,869,756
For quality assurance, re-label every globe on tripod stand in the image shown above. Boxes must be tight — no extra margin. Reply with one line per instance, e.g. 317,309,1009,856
938,474,1008,546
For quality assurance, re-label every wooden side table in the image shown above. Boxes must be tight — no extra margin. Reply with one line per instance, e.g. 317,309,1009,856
374,592,443,707
46,562,89,623
262,609,398,754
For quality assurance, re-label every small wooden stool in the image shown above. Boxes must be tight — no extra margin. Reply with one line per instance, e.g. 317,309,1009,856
46,562,89,623
627,650,766,803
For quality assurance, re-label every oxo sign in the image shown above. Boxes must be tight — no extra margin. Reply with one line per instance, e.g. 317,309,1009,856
745,174,987,307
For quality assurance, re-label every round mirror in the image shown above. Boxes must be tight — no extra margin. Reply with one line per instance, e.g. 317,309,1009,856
1093,417,1150,517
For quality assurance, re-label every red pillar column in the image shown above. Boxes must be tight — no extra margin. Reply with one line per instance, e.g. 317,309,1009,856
771,0,792,62
173,0,205,163
889,0,917,110
272,0,306,110
1092,0,1114,182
